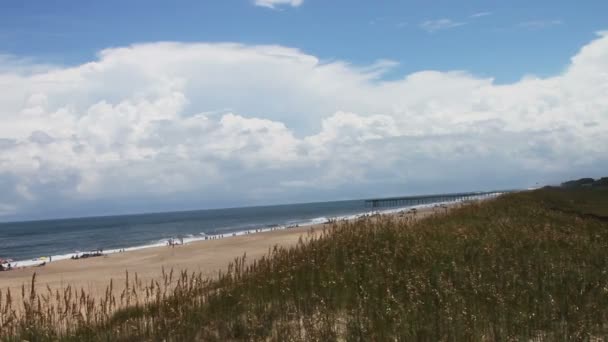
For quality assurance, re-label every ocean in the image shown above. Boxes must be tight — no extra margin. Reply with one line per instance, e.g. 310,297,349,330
0,192,505,268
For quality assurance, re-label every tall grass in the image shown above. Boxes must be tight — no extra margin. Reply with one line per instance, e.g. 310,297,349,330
1,189,607,341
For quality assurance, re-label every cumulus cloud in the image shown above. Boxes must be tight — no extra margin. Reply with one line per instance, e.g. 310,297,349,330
420,19,465,32
254,0,303,9
1,32,608,219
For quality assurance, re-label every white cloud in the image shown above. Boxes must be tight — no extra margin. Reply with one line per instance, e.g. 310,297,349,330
470,12,492,18
0,203,17,217
420,19,465,32
518,20,563,30
1,32,608,219
254,0,303,9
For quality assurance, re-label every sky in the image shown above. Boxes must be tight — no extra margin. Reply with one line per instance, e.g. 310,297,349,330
0,0,607,221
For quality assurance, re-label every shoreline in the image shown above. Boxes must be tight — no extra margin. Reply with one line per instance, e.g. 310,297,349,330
1,196,500,269
0,199,487,303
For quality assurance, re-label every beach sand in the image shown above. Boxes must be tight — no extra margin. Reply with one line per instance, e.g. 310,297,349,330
0,204,453,302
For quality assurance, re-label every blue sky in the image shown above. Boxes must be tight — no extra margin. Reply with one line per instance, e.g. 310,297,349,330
2,0,607,82
0,1,607,221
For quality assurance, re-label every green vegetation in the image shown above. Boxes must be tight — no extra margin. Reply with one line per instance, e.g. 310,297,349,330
561,176,608,189
2,188,608,341
536,186,608,218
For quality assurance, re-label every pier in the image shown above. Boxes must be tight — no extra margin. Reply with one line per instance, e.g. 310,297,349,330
364,190,515,209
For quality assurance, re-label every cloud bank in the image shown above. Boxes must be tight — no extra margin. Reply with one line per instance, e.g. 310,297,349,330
1,33,607,219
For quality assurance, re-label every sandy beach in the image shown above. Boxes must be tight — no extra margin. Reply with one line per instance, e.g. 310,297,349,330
0,204,449,302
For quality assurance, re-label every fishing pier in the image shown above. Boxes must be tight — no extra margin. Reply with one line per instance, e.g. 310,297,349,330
364,190,513,209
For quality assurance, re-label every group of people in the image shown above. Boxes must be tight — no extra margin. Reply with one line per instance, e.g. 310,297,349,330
71,249,104,260
0,257,13,271
167,238,184,247
165,224,305,248
37,255,53,267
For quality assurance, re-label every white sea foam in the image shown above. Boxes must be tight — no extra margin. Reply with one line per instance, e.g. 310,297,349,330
2,192,506,270
308,216,329,225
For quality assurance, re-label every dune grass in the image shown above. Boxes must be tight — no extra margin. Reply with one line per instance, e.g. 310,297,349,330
1,188,607,341
534,186,608,218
